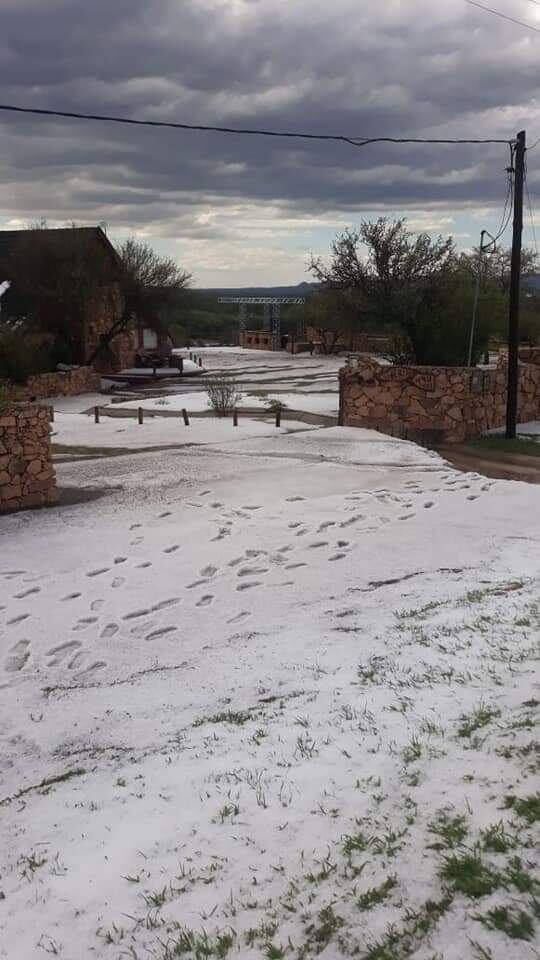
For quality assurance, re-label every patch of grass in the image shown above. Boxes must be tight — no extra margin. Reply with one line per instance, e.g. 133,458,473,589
481,822,516,854
362,896,452,960
265,944,286,959
439,852,501,899
193,710,252,728
476,904,535,940
470,436,540,458
504,793,540,824
504,856,539,893
300,904,343,956
357,875,398,911
428,811,468,850
1,766,86,807
402,735,423,765
457,703,500,738
143,885,169,908
160,927,236,958
18,851,48,880
343,830,372,856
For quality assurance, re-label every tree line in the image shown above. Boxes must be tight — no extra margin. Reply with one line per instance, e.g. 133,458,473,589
295,218,539,363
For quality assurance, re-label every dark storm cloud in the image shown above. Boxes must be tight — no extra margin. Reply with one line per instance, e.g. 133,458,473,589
0,0,538,236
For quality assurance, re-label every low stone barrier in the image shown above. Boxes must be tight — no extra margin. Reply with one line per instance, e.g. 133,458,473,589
4,366,101,401
339,355,540,442
239,331,274,351
0,404,57,513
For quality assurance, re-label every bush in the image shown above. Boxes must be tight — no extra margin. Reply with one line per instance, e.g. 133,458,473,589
0,329,54,383
205,376,241,417
0,384,12,413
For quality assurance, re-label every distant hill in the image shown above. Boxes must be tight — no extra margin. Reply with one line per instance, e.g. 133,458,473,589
196,281,320,298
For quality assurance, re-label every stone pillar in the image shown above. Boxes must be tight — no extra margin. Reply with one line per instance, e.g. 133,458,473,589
0,404,58,513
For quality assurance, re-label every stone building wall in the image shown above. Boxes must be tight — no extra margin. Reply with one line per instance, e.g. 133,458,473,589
339,355,540,443
83,284,136,373
0,404,57,513
5,366,101,401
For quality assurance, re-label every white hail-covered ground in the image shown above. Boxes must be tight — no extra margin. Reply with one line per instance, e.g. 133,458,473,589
1,348,539,960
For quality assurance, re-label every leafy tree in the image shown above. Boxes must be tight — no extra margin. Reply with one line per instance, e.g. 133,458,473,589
292,290,358,354
459,245,538,295
310,218,464,364
87,237,192,363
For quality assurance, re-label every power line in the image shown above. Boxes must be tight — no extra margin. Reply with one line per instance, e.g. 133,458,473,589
464,0,540,33
525,163,539,256
493,170,514,244
528,136,540,152
523,0,540,7
0,103,513,147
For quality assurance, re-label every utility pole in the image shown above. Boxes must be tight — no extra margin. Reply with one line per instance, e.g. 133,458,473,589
506,130,526,439
468,229,488,367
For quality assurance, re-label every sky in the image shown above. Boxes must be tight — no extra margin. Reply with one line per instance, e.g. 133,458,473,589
0,0,539,287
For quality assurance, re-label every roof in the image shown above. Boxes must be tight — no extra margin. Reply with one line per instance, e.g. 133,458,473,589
0,226,119,268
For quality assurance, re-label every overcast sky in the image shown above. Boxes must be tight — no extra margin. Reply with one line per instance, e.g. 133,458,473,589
0,0,539,286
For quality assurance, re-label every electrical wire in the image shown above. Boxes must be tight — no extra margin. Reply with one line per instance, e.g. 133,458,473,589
525,162,539,256
493,172,514,243
464,0,540,33
0,103,514,148
528,136,540,152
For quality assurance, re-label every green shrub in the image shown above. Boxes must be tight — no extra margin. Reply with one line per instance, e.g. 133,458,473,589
0,329,55,383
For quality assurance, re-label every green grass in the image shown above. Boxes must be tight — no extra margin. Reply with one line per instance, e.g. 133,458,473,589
504,793,540,824
481,822,516,854
300,904,343,956
503,856,538,893
469,436,540,458
439,852,501,898
428,811,469,850
192,710,252,728
160,928,236,958
477,904,535,940
362,896,452,960
457,703,500,738
357,876,398,911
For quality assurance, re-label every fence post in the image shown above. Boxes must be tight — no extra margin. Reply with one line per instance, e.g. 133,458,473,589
177,357,184,374
94,406,100,424
138,407,143,425
275,407,281,428
189,352,193,361
152,365,157,379
49,406,55,423
198,356,203,367
233,408,238,427
182,408,190,426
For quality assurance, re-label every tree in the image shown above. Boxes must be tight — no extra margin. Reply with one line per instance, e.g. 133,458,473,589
298,290,358,354
310,218,460,364
87,237,192,363
460,245,538,295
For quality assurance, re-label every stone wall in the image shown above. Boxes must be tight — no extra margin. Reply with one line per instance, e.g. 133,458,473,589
0,404,57,513
4,366,101,401
339,355,540,442
239,330,275,351
305,326,391,355
519,346,540,366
